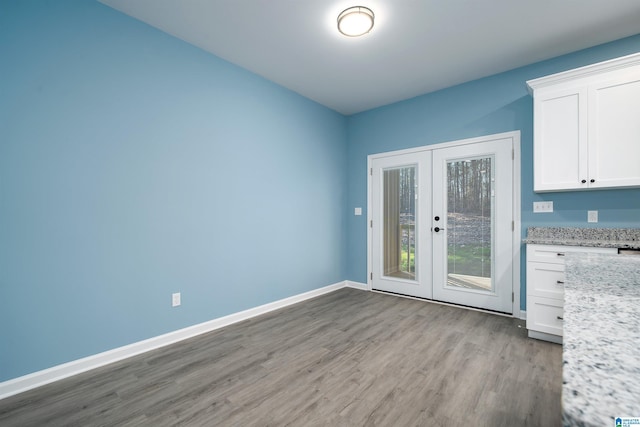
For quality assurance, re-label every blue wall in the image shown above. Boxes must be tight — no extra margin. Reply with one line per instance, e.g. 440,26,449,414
346,35,640,310
0,1,347,381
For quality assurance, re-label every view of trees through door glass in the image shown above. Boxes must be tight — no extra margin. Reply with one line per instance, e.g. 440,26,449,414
447,157,493,292
383,166,416,280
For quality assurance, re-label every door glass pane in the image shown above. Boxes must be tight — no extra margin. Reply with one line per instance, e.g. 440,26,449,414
383,166,416,280
446,157,493,292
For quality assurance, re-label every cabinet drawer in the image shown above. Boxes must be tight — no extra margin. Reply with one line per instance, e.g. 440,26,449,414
526,296,563,337
526,244,617,264
527,262,565,299
527,245,571,264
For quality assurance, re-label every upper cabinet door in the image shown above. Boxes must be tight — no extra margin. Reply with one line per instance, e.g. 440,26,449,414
528,53,640,192
588,66,640,189
534,87,588,192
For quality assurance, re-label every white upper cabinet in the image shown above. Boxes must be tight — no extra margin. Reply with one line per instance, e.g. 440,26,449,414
527,53,640,192
588,68,640,189
533,87,587,191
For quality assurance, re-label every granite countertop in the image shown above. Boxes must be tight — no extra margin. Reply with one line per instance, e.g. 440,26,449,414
524,227,640,248
524,238,640,248
562,253,640,427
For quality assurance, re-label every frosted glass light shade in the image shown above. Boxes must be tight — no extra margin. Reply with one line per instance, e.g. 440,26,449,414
337,6,374,37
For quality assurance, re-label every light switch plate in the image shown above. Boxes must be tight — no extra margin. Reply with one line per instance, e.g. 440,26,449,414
354,207,362,216
533,201,553,213
172,292,181,307
588,210,598,223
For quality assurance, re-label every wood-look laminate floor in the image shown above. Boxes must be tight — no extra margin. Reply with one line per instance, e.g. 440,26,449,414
0,288,562,426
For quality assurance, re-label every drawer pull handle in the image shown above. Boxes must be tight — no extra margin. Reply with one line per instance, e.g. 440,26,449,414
557,316,564,320
557,253,565,257
556,280,565,285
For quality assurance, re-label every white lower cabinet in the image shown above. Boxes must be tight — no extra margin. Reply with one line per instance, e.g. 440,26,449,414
526,244,616,343
527,296,564,340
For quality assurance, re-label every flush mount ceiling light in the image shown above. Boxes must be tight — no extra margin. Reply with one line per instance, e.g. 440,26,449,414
337,6,374,37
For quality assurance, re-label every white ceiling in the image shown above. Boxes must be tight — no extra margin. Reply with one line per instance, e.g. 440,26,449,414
99,0,640,115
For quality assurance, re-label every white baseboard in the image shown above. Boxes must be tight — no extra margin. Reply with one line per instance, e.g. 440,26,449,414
345,280,368,291
0,280,351,401
528,329,562,345
519,310,527,320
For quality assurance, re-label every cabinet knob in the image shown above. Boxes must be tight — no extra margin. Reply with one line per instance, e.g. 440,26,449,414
590,179,595,183
581,179,587,184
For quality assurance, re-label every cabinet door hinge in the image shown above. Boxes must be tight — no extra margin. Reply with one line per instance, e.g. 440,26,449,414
512,148,515,160
370,167,373,176
512,221,514,231
512,292,514,302
370,220,373,228
370,272,373,281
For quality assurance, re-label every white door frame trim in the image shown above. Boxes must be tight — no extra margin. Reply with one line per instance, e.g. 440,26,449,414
367,130,522,318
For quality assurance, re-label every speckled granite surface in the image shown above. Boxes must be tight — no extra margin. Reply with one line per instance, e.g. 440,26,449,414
562,253,640,427
524,227,640,248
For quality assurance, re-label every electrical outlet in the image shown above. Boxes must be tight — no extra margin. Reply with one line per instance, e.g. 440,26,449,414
172,292,181,307
533,201,554,213
588,210,598,223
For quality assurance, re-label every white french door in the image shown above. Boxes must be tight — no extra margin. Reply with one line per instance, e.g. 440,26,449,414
370,134,515,314
371,151,432,298
431,139,513,312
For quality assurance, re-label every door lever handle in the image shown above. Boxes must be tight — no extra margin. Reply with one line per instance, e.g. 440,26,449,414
433,227,444,232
